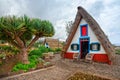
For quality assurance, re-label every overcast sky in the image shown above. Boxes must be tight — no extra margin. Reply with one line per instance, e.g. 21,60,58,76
0,0,120,45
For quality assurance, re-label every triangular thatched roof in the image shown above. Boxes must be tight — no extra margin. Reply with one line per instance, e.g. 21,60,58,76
44,38,63,49
62,6,115,62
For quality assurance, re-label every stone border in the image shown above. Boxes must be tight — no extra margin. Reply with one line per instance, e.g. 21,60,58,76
0,66,55,80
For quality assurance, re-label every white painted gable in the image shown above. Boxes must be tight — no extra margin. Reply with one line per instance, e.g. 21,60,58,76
67,19,106,54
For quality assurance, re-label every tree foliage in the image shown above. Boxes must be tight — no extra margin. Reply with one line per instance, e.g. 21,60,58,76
0,15,55,64
66,21,73,35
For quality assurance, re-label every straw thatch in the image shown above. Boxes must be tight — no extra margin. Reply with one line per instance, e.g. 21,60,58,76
44,38,63,49
62,6,115,62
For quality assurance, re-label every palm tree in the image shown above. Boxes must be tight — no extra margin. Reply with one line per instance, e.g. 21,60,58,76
0,15,55,64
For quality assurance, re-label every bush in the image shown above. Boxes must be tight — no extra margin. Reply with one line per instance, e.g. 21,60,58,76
0,46,19,54
38,46,49,53
55,48,61,52
47,48,55,52
12,55,45,72
29,46,51,57
0,54,6,59
29,55,39,64
13,45,53,72
33,42,41,48
116,49,120,55
12,55,39,72
29,46,55,57
0,46,12,51
29,49,43,57
12,62,36,72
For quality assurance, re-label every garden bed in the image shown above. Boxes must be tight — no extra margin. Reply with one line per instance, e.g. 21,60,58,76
0,61,53,78
0,46,58,78
67,72,111,80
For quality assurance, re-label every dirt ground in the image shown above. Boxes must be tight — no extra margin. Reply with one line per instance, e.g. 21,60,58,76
0,54,120,80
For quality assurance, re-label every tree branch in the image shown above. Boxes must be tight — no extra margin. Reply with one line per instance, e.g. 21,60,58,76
27,36,40,49
8,40,21,49
17,31,25,37
15,36,25,48
3,30,13,37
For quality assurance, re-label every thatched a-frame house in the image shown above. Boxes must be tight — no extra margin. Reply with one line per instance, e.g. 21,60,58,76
62,6,115,64
44,38,63,49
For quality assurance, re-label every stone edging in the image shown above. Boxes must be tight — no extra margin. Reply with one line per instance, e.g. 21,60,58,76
0,66,55,80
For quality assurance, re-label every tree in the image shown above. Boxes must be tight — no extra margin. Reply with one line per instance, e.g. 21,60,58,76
0,15,55,64
66,21,73,35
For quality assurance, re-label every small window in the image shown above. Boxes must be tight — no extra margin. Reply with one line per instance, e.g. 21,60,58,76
81,24,88,36
71,44,79,51
90,43,100,51
45,43,49,48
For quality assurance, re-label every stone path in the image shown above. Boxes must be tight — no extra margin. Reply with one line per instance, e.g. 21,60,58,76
0,54,120,80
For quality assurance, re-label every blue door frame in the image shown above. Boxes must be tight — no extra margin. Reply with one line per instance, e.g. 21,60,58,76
79,37,90,59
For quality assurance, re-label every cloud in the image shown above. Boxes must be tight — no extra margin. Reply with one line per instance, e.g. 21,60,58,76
95,1,120,43
87,1,105,17
0,0,120,44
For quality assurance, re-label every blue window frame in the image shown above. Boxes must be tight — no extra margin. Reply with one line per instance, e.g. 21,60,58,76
71,43,79,51
80,24,88,36
90,42,100,51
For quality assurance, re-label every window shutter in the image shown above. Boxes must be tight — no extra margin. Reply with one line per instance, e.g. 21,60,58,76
97,44,100,50
90,44,92,50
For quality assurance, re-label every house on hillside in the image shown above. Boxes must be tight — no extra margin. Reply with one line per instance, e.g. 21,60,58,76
62,6,115,64
44,38,63,49
114,46,120,50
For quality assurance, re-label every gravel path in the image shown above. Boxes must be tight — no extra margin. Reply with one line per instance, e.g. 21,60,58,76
0,54,120,80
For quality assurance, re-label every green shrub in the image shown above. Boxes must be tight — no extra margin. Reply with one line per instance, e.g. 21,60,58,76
0,54,6,59
43,62,51,66
38,58,45,63
29,46,51,57
0,46,12,51
0,46,19,54
29,49,42,57
116,49,120,55
38,46,49,53
47,48,55,52
38,45,55,53
55,48,61,52
33,42,40,48
12,62,36,72
29,55,39,64
12,55,38,72
29,46,54,58
12,56,46,72
0,60,2,65
12,45,53,72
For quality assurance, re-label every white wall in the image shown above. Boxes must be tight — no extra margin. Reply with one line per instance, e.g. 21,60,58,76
67,19,106,54
67,22,80,53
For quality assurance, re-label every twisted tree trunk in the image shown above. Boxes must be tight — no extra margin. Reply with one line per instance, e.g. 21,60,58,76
20,48,29,64
15,36,40,64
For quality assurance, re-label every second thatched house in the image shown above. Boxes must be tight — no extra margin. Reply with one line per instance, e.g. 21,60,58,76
43,38,63,49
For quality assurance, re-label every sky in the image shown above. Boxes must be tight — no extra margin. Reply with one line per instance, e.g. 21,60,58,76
0,0,120,45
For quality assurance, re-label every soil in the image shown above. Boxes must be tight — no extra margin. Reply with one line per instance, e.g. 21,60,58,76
0,54,120,80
